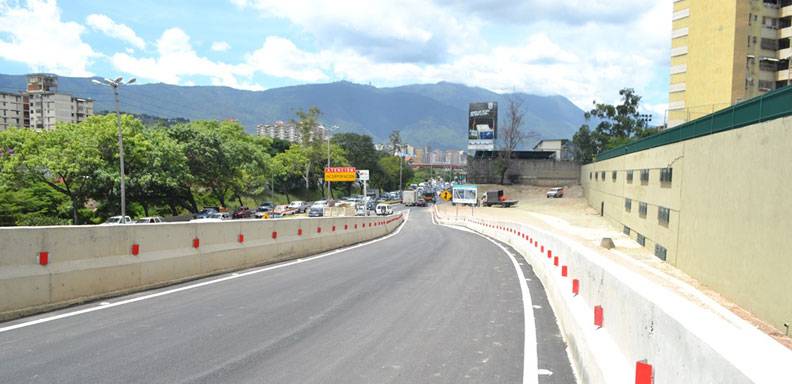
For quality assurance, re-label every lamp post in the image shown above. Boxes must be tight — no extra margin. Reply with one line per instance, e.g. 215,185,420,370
92,77,136,221
325,125,338,200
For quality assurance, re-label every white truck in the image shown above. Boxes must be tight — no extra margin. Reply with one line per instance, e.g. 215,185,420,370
402,190,418,206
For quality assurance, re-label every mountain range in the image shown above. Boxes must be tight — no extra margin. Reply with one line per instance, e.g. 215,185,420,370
0,74,585,149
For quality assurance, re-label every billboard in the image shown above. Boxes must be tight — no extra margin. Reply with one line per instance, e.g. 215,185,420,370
452,184,478,205
468,102,497,151
324,167,357,182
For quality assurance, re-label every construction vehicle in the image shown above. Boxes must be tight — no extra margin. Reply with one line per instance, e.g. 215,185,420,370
482,190,518,207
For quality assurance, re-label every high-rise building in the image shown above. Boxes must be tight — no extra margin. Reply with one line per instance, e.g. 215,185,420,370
256,120,326,143
0,74,94,131
668,0,792,128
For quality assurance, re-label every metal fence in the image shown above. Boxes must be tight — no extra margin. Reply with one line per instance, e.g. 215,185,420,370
595,86,792,162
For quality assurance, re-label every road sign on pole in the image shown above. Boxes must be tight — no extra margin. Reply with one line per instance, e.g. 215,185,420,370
440,190,452,201
358,169,369,181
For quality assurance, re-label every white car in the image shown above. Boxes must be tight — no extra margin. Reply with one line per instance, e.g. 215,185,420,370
190,212,230,222
375,203,393,216
287,201,304,210
102,216,132,225
546,187,564,198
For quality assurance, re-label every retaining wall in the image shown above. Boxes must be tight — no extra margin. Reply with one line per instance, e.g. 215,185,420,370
0,213,404,321
435,210,791,384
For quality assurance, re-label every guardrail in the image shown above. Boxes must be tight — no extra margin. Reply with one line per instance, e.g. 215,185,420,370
434,209,792,384
0,213,404,321
596,85,792,162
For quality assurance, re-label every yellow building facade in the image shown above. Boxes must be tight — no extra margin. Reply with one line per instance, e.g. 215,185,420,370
669,0,792,128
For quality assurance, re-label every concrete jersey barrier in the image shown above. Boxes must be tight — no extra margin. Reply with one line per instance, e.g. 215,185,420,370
0,213,405,322
433,208,792,384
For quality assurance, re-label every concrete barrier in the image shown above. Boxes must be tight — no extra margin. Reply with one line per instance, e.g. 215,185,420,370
434,210,792,384
0,213,404,321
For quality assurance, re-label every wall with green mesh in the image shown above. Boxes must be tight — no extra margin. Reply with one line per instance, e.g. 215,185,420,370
595,86,792,162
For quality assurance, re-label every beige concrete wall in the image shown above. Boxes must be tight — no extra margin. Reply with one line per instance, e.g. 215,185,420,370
581,116,792,333
468,158,580,186
0,213,404,321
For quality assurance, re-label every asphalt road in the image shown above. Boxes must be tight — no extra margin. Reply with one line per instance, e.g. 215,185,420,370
0,207,574,384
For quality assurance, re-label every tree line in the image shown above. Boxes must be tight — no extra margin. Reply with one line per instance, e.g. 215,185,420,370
0,108,412,226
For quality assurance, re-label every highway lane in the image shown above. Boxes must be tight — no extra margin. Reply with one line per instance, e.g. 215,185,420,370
0,207,573,384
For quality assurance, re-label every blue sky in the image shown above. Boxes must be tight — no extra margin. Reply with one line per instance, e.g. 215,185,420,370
0,0,671,119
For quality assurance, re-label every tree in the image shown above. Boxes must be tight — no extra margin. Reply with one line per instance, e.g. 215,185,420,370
0,123,103,224
388,130,402,155
376,156,413,192
495,97,530,184
572,88,658,163
331,133,381,194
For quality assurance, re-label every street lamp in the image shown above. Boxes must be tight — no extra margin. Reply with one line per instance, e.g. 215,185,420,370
325,125,339,200
92,76,136,221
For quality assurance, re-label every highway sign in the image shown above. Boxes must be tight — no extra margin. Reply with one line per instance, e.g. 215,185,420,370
452,185,478,205
440,190,452,201
324,167,357,182
358,169,370,181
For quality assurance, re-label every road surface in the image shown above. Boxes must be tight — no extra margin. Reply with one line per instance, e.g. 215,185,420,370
0,207,574,383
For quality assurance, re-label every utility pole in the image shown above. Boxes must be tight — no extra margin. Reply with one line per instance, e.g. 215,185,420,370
92,77,135,220
398,145,403,193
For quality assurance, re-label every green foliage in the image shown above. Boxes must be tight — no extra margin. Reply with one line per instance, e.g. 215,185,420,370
572,88,658,163
376,156,413,192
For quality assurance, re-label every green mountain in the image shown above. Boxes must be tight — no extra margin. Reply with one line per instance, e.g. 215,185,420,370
0,74,585,149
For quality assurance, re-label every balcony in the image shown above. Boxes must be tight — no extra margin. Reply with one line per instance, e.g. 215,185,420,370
780,26,792,39
778,47,792,59
783,5,792,18
776,70,792,81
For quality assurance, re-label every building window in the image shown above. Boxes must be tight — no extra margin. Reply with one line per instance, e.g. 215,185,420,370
637,233,646,246
589,172,592,180
660,167,673,186
655,244,667,261
658,207,670,226
625,198,632,212
639,202,648,218
640,169,649,185
612,171,617,182
626,170,634,184
623,226,630,235
600,171,605,181
595,172,598,180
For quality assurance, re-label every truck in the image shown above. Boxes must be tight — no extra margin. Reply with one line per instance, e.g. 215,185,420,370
402,190,418,206
482,190,518,208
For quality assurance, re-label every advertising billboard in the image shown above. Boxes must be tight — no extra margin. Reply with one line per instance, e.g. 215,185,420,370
468,102,497,151
324,167,357,182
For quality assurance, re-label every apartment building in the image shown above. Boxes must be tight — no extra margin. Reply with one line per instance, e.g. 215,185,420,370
0,74,94,131
668,0,792,128
256,120,327,143
0,92,24,131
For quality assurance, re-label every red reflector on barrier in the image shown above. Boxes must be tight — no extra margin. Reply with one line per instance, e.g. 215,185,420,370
561,265,568,277
332,225,336,232
572,279,580,295
39,251,48,266
344,224,348,230
272,231,278,239
553,256,559,266
635,361,653,384
355,224,358,229
131,243,140,256
317,227,321,233
594,305,604,328
193,238,200,249
298,228,303,236
548,249,552,258
238,234,244,243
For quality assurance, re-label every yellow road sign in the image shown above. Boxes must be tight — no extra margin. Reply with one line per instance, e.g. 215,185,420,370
440,190,452,201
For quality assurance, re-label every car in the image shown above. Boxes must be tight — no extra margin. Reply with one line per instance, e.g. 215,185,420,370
190,212,230,222
355,204,367,216
193,207,219,219
287,201,304,211
232,206,254,219
308,201,327,217
254,206,272,218
546,187,564,198
258,201,274,211
273,205,297,216
102,215,132,225
375,203,393,216
136,216,163,224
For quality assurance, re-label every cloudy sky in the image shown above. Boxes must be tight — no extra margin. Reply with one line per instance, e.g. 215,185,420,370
0,0,671,119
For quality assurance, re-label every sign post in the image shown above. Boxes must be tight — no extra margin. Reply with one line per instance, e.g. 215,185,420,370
358,169,370,198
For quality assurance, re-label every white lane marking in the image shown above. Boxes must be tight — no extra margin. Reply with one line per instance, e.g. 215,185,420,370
538,369,553,376
0,212,410,334
432,212,538,384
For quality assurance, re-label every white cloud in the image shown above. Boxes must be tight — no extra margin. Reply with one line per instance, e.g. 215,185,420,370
0,0,97,76
85,14,146,49
244,37,328,82
211,41,231,52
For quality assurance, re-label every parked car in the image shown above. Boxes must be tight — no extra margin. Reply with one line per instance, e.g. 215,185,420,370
232,206,254,219
546,187,564,198
258,201,274,211
136,216,163,224
287,201,304,211
355,205,367,216
254,206,272,218
102,215,132,225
